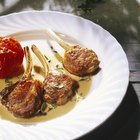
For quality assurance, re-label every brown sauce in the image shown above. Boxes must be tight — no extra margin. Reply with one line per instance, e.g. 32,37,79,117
0,55,92,124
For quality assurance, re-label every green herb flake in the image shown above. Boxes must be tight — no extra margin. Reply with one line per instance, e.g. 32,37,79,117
47,103,57,110
55,64,64,74
41,102,47,112
5,78,13,87
76,92,85,102
36,102,47,115
30,74,35,79
50,46,53,50
44,55,51,63
50,46,58,53
44,55,48,60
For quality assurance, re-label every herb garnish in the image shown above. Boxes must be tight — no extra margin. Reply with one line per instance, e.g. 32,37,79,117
30,74,35,79
44,55,51,63
47,103,57,110
50,46,58,53
55,64,64,73
5,78,13,87
76,92,85,102
36,102,47,115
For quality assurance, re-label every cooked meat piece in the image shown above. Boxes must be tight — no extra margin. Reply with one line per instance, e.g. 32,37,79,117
31,44,79,106
0,46,43,118
45,27,100,76
1,79,43,118
43,73,79,105
63,45,100,76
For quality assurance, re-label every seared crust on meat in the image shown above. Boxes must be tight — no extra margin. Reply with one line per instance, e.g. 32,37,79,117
1,79,43,118
43,73,79,105
63,45,100,76
0,46,45,118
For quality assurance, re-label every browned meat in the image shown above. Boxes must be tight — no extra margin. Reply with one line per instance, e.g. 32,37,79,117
0,47,43,118
45,27,100,76
63,45,100,76
31,45,79,106
43,73,79,105
1,79,43,118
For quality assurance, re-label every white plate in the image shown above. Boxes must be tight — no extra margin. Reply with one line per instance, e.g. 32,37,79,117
0,11,129,140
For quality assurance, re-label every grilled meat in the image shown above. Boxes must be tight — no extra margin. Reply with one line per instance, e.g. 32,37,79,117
43,73,79,105
31,45,79,105
45,27,100,76
0,47,43,118
63,45,100,76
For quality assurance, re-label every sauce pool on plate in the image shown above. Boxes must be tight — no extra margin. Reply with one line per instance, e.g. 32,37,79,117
0,55,92,124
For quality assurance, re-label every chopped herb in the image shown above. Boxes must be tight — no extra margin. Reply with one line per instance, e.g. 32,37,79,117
44,55,51,63
47,103,57,110
36,102,47,115
48,60,51,63
50,46,58,53
31,74,35,77
40,102,47,112
76,92,85,102
30,74,35,79
50,46,53,49
44,55,48,60
53,50,58,53
0,87,9,97
5,78,13,87
55,64,64,73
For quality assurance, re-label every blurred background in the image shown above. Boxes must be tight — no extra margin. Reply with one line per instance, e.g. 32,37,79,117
0,0,140,44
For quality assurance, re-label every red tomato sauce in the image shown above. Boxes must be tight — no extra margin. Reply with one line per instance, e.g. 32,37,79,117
0,37,24,78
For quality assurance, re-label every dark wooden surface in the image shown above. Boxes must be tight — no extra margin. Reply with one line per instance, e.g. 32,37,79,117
0,0,140,140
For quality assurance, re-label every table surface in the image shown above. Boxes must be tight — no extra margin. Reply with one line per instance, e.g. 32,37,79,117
0,0,140,140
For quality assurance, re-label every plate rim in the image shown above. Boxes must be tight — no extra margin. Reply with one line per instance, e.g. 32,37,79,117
0,10,129,140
